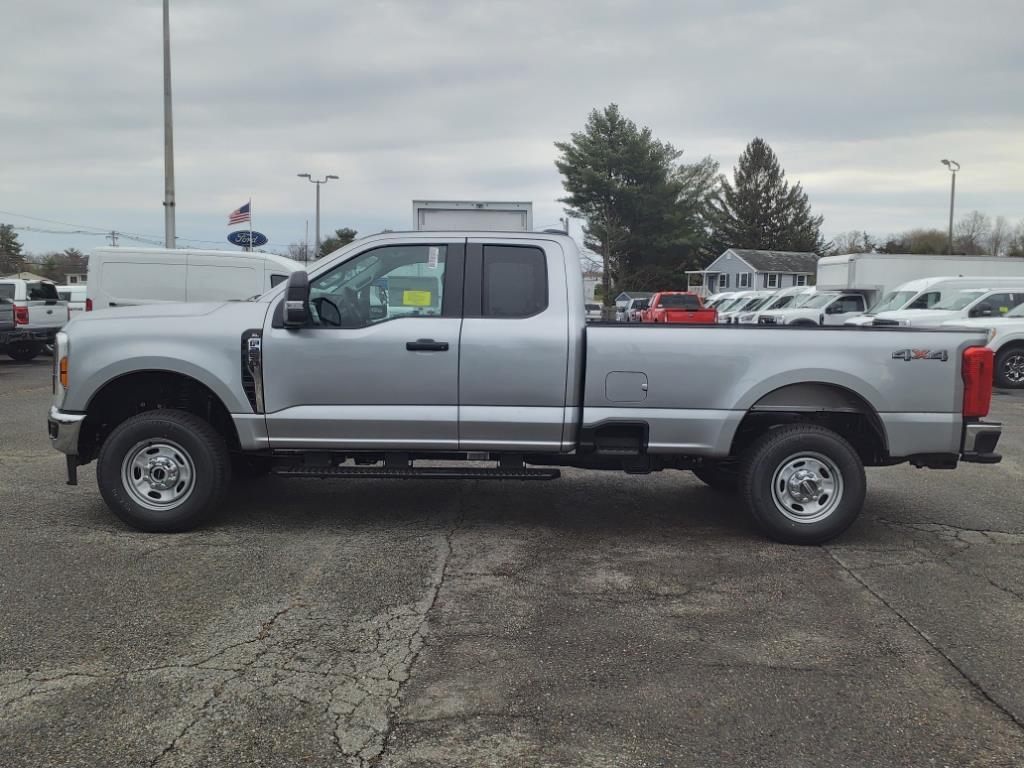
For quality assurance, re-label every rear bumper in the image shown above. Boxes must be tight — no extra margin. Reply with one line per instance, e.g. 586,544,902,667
0,328,59,345
48,406,85,455
961,420,1002,464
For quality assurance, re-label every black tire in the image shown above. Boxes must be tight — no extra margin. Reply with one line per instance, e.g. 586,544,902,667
994,346,1024,389
7,342,41,362
740,424,866,545
692,461,739,492
96,409,231,532
789,319,818,327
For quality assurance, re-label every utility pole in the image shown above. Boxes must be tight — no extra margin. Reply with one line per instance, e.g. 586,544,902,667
162,0,176,248
304,219,309,263
941,159,959,255
297,173,338,258
106,231,120,246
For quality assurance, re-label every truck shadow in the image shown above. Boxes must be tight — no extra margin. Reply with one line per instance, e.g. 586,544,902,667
215,472,763,541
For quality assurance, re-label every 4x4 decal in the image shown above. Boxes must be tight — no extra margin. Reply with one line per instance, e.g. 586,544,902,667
892,349,948,362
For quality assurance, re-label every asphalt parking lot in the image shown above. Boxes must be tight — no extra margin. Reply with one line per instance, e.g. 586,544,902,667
1,358,1023,767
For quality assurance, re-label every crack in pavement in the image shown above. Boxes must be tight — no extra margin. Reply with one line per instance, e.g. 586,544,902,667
824,545,1024,735
366,485,469,768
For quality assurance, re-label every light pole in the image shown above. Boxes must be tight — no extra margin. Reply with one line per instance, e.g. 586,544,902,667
297,173,338,258
162,0,175,248
941,159,959,255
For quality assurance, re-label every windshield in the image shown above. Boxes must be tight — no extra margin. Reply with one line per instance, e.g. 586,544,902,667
658,294,701,309
789,292,817,308
763,294,795,311
717,296,748,312
868,290,916,314
932,289,987,311
745,295,774,311
800,293,839,309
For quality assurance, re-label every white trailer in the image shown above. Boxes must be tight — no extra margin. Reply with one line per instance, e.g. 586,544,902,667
817,253,1024,306
412,200,533,232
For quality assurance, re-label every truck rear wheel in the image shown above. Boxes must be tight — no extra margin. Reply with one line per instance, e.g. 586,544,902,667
739,424,865,544
96,409,231,532
7,342,41,362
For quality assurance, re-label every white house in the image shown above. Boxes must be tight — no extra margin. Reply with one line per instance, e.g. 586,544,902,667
687,249,819,297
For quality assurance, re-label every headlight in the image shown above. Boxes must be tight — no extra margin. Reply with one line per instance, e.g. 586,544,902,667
989,327,998,343
900,319,912,327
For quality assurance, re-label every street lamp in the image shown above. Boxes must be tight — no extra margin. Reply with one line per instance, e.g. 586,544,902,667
297,173,338,258
941,159,960,255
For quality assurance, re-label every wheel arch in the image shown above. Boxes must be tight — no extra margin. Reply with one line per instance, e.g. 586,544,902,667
78,369,241,462
729,382,889,465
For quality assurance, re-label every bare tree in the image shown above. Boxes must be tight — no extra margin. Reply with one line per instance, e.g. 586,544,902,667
288,241,311,264
1007,219,1024,258
988,215,1011,256
830,231,874,254
954,210,991,255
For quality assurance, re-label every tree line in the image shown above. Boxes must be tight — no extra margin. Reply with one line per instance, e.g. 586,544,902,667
555,103,1024,303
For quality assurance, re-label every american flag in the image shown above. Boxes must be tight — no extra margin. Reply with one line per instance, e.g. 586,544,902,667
228,202,251,225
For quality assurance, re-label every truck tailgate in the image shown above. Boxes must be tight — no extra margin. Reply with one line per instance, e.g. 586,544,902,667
25,301,67,328
658,308,718,323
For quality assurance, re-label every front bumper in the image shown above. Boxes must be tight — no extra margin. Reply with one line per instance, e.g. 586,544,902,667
48,406,85,455
961,420,1002,464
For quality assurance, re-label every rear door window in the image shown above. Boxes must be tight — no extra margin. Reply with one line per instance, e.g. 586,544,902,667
482,245,547,318
0,284,14,300
659,294,700,309
27,282,59,301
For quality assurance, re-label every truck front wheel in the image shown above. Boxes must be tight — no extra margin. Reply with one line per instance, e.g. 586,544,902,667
995,346,1024,388
739,424,865,544
96,409,232,532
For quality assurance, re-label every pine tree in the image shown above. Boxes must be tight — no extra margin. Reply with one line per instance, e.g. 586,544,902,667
710,138,826,255
555,104,718,302
0,223,25,275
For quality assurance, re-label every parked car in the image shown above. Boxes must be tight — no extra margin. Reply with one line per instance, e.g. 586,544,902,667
941,303,1024,388
625,297,650,323
872,286,1024,328
86,247,301,310
48,231,1002,545
57,284,88,318
0,278,68,361
643,292,718,324
847,277,1024,327
704,291,738,309
735,287,816,324
758,292,867,326
584,303,602,321
717,291,776,324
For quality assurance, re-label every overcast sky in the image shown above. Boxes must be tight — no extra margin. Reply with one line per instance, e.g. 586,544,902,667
2,0,1023,256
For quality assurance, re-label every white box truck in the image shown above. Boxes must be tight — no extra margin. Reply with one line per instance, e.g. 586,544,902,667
412,200,533,231
817,253,1024,307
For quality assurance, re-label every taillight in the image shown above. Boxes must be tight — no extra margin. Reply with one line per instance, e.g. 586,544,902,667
85,298,93,312
962,346,994,418
14,305,29,325
59,357,68,389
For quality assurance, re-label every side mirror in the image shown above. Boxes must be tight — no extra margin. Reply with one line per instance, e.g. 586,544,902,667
971,305,993,318
283,271,310,328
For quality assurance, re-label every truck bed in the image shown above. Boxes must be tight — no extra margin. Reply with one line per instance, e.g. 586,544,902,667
582,323,988,459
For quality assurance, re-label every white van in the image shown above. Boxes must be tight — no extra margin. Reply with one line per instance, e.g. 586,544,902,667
872,283,1024,327
847,276,1024,326
86,248,301,310
57,284,88,318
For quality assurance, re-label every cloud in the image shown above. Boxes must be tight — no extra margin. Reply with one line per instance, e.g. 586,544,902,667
1,0,1022,253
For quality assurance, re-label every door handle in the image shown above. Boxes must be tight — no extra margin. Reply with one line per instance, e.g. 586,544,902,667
406,339,449,352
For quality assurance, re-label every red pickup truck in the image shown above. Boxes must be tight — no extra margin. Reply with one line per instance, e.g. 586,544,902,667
642,292,718,324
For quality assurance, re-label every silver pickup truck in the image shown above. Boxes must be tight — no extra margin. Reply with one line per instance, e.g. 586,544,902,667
47,232,1002,543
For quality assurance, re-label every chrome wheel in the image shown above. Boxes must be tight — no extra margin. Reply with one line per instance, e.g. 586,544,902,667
1002,353,1024,384
121,440,196,511
771,452,844,524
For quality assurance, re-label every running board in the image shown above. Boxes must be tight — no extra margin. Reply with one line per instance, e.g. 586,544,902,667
272,466,561,480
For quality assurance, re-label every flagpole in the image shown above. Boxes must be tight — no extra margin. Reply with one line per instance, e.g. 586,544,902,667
248,197,252,252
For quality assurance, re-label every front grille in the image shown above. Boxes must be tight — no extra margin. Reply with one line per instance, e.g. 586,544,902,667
872,318,899,327
759,316,778,325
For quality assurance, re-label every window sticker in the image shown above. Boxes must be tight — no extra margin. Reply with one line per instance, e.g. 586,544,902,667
427,247,439,269
403,289,432,307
